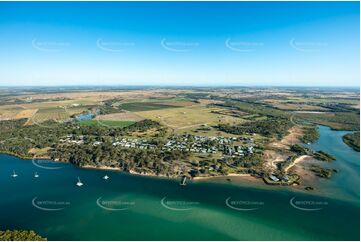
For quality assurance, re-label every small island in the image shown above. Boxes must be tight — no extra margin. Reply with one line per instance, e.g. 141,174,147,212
343,132,360,151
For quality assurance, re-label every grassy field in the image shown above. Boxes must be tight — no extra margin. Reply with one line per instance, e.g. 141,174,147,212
96,112,144,121
135,104,245,132
120,102,182,112
268,102,330,111
27,107,69,124
0,105,26,120
79,120,135,127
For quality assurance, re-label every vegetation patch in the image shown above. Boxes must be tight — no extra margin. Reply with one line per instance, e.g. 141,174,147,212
290,144,309,155
79,120,135,127
0,230,46,241
296,112,360,131
343,132,360,151
217,117,293,139
300,125,320,143
0,119,161,159
310,165,336,178
312,150,336,162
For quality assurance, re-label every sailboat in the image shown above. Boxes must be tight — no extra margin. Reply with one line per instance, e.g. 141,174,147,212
76,176,83,187
180,176,187,186
11,170,18,178
103,175,109,180
34,172,39,178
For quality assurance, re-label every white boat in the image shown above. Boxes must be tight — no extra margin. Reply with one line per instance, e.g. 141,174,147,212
103,175,109,180
34,172,39,178
11,170,18,178
76,176,83,187
180,176,187,186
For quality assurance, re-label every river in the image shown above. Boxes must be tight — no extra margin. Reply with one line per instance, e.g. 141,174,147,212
0,125,359,240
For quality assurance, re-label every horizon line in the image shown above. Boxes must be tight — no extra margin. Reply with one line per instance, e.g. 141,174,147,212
0,84,359,89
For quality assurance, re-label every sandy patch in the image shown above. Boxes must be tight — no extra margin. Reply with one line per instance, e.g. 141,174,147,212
284,155,311,173
193,174,266,187
280,126,303,146
28,147,51,157
81,165,121,171
263,126,303,172
289,157,320,188
193,173,251,180
263,150,290,171
15,109,38,119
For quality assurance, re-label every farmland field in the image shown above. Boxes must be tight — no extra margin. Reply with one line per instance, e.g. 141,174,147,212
79,120,136,127
0,105,27,120
135,105,245,131
27,107,70,124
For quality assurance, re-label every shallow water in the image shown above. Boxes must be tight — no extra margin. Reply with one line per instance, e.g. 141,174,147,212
305,125,360,202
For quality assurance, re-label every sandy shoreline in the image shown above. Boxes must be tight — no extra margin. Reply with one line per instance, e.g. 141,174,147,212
193,173,251,180
81,165,178,178
81,165,122,171
81,164,257,182
0,151,312,190
284,155,311,173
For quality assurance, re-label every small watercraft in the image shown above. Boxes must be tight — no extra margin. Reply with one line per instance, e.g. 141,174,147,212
103,175,109,180
180,176,187,186
34,172,39,178
11,170,18,178
76,176,83,187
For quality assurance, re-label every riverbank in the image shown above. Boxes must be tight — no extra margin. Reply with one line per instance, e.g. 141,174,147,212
0,151,49,161
193,174,267,187
81,164,121,171
193,173,251,180
82,164,260,182
0,151,315,189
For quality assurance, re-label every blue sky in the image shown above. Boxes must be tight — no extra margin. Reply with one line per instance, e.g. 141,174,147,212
0,1,359,87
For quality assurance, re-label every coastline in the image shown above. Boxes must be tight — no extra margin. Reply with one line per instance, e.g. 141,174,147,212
81,164,260,182
0,151,50,161
0,151,311,187
193,173,251,180
81,164,121,171
0,151,354,201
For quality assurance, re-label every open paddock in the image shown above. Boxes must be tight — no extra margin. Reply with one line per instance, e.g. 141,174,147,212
135,105,245,131
120,101,188,112
96,112,144,121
